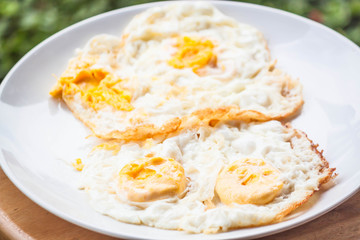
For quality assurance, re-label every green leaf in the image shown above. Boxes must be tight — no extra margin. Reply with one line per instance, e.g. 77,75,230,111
0,1,20,17
346,25,360,45
322,0,351,28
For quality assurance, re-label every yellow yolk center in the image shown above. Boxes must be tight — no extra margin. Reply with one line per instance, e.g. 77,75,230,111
215,158,283,205
168,36,217,73
72,158,84,171
50,69,133,111
92,142,121,155
118,157,187,202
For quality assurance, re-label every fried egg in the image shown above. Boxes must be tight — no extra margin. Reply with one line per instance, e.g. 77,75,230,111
50,2,303,140
215,158,284,205
79,121,335,233
118,156,187,202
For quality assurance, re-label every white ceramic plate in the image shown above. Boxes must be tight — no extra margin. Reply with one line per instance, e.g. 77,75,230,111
1,1,360,239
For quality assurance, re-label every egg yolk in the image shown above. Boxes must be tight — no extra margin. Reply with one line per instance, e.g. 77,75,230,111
215,158,283,205
91,142,121,155
118,157,187,202
50,69,133,111
168,36,217,73
72,158,84,171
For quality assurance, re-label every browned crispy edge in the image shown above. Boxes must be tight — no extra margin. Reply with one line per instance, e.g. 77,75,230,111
61,68,304,141
54,25,303,141
93,122,335,234
147,123,336,234
214,123,336,234
63,94,303,142
77,120,335,233
271,124,336,221
103,64,303,140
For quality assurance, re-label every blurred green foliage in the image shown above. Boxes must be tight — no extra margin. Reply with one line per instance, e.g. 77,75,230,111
1,0,360,82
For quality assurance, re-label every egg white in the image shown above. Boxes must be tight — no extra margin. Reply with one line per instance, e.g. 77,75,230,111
55,2,302,140
79,121,334,233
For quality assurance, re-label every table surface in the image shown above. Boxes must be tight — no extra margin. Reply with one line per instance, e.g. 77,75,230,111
1,167,359,240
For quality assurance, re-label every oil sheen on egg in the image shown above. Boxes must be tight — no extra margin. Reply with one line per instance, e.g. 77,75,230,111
79,121,335,233
50,2,303,140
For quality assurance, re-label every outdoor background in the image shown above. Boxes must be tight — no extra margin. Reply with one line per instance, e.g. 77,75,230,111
1,0,360,82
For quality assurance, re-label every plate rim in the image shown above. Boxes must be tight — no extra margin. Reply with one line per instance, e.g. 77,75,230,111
1,1,360,239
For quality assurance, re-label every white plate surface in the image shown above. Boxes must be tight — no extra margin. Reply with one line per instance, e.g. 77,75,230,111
1,1,360,239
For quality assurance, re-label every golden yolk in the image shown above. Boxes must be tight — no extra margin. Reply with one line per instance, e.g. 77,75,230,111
91,142,121,155
215,158,283,205
50,56,99,97
118,157,187,202
72,158,84,171
50,69,133,111
168,36,217,74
